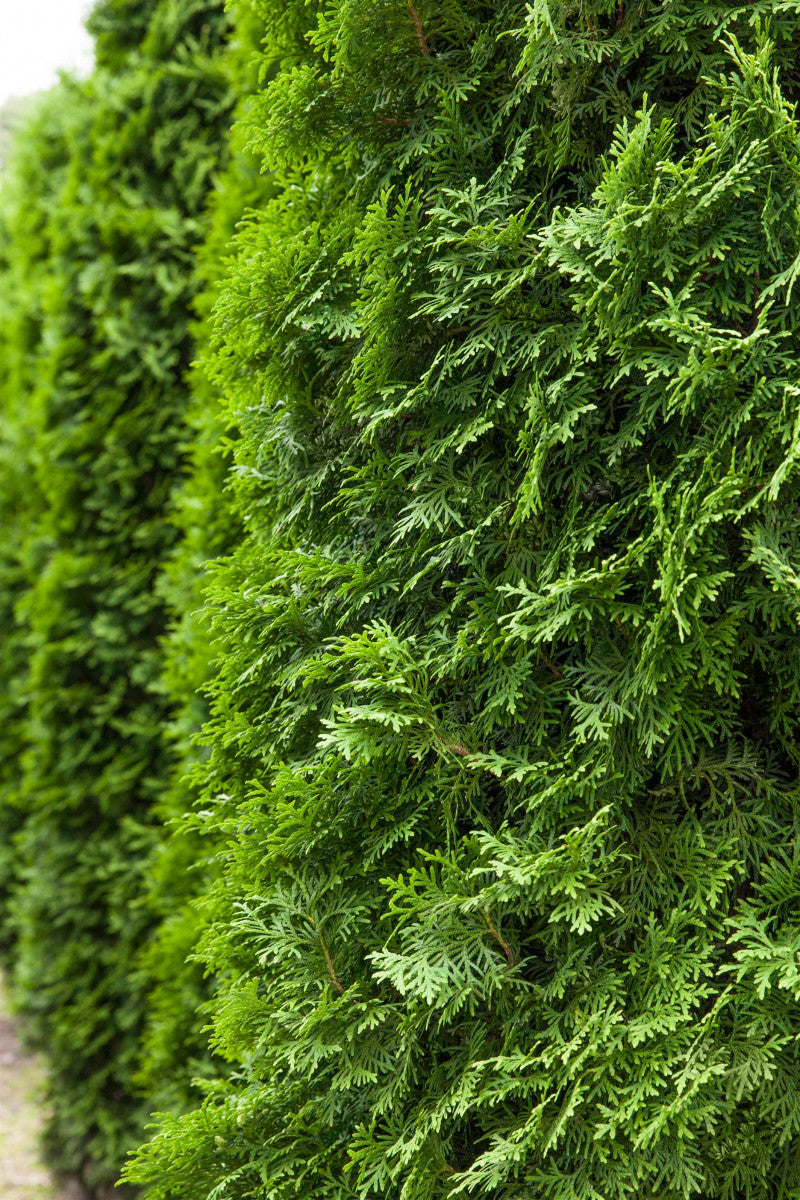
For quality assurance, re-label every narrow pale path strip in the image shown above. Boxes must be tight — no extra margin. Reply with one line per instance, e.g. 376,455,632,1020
0,973,67,1200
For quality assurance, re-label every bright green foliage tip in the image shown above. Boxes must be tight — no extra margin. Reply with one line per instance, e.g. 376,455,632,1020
122,3,800,1199
0,0,233,1189
133,4,276,1121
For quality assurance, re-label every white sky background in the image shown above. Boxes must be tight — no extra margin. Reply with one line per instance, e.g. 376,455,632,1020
0,0,95,107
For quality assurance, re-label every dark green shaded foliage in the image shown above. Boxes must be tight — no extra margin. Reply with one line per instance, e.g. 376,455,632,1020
0,86,81,956
125,3,800,1198
0,0,233,1190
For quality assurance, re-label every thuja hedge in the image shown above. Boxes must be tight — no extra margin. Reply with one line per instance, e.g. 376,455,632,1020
124,2,800,1198
0,0,234,1189
134,5,275,1120
2,1,800,1198
0,83,81,955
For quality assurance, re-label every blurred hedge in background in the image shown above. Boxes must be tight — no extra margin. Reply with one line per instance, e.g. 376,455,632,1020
0,83,79,957
0,0,233,1189
3,3,800,1199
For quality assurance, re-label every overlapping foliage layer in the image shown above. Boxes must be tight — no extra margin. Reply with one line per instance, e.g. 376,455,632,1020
0,0,233,1188
134,6,275,1119
124,3,800,1198
2,2,800,1198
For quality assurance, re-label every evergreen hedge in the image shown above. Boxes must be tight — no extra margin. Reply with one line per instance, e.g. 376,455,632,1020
124,3,800,1198
1,2,800,1198
0,85,80,955
0,0,233,1189
134,4,274,1120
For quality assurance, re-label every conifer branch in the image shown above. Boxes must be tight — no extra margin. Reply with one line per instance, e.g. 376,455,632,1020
319,936,345,993
484,913,515,971
318,931,345,993
541,653,564,681
308,914,344,993
407,1,431,56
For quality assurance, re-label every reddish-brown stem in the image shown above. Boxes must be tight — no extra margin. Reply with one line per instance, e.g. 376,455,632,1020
443,741,471,758
318,930,344,993
484,913,515,971
373,117,410,127
407,0,431,55
541,653,564,681
308,915,344,993
616,2,624,30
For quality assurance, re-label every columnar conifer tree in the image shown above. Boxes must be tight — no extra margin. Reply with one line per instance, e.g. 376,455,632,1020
125,3,800,1198
0,0,233,1189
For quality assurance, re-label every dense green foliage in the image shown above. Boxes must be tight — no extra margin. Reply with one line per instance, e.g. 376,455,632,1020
0,0,233,1189
122,3,800,1198
3,1,800,1198
0,85,80,954
134,7,274,1118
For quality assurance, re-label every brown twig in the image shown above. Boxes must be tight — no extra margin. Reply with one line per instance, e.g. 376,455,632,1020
484,913,515,971
372,117,410,127
308,915,344,993
442,741,472,758
407,0,431,55
541,653,564,681
318,930,344,993
616,2,625,31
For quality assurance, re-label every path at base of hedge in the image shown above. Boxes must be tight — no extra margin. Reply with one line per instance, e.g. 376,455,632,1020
0,976,84,1200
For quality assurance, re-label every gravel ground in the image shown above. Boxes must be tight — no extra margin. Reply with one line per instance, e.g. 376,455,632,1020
0,974,83,1200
